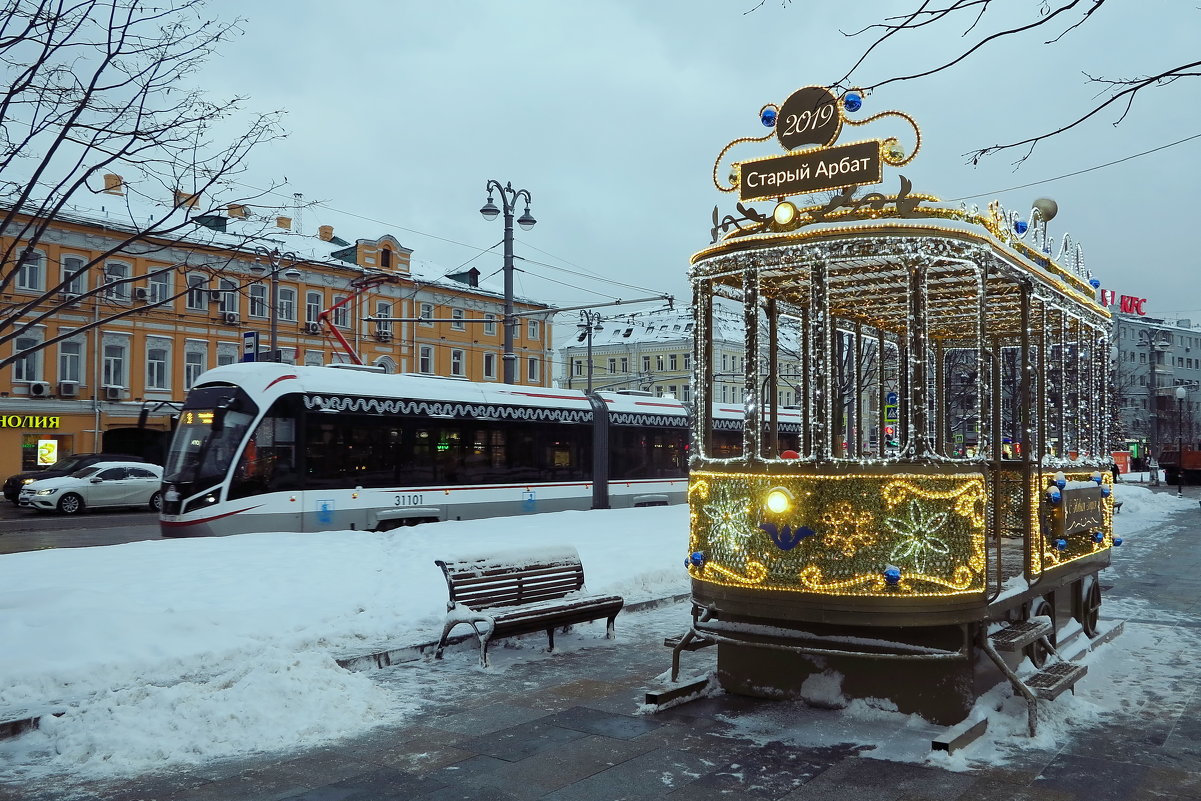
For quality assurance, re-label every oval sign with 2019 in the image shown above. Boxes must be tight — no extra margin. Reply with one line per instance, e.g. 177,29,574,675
776,86,842,151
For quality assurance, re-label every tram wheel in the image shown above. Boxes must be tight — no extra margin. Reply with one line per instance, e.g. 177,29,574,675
1079,576,1102,637
1025,597,1056,669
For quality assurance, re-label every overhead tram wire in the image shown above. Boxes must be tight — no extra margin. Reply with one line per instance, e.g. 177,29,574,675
227,178,674,301
947,133,1201,203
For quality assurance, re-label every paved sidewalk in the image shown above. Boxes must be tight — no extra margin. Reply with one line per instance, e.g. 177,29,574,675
4,493,1200,801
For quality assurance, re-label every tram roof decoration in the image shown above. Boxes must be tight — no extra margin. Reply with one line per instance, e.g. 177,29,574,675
702,84,1096,301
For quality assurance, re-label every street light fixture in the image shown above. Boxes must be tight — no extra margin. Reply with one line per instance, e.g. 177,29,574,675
1139,328,1170,485
479,180,535,384
576,310,604,393
251,247,301,362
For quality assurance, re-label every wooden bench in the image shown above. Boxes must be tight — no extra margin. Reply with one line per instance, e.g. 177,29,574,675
434,546,625,667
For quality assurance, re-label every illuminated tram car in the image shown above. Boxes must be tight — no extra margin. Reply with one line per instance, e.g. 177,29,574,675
679,200,1115,729
160,363,801,537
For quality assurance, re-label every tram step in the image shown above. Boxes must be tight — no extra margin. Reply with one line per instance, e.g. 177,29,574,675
1026,662,1088,701
990,619,1053,652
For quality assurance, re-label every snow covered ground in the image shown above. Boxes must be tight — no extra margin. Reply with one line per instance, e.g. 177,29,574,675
0,485,1195,782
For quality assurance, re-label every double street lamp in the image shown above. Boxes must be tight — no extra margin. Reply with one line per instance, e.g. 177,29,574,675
480,180,536,384
251,247,301,362
576,310,604,393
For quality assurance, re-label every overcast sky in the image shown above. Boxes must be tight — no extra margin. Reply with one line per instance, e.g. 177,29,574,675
199,1,1200,325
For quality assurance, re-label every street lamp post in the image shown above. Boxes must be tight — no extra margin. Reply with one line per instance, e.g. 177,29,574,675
479,181,536,384
577,310,604,393
251,247,301,362
1177,386,1188,497
1140,328,1168,484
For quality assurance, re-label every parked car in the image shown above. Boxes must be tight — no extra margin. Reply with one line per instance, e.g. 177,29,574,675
3,453,148,504
19,461,164,514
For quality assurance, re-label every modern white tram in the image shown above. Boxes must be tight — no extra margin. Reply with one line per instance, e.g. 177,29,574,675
160,363,801,537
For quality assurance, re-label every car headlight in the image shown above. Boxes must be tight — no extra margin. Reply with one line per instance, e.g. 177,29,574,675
35,488,59,495
21,478,35,484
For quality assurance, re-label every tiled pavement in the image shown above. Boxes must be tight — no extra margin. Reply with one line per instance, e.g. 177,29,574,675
4,491,1201,801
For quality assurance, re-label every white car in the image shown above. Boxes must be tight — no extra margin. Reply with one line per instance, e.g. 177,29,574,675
19,461,163,514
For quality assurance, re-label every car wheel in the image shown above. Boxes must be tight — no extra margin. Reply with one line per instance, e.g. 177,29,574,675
57,492,85,515
149,491,162,512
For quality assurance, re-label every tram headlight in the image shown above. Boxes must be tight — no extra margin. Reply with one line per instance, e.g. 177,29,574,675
764,486,793,514
773,202,798,226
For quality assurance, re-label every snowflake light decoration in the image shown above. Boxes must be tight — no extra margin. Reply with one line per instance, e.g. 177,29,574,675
884,498,951,572
819,501,876,557
702,482,753,550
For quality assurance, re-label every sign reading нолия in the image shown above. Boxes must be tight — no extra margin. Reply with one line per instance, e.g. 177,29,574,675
737,140,883,203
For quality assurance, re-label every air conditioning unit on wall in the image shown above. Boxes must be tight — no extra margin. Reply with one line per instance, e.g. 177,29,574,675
58,381,79,397
28,381,52,397
303,321,321,335
104,385,123,401
134,287,149,301
222,311,240,325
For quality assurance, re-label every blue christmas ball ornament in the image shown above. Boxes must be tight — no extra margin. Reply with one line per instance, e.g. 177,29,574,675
1093,531,1105,543
1049,488,1062,504
883,565,901,586
1090,278,1101,289
689,551,705,567
1055,478,1067,489
1101,486,1111,497
760,107,777,127
843,92,862,112
1113,537,1123,547
1014,220,1029,235
1055,539,1068,551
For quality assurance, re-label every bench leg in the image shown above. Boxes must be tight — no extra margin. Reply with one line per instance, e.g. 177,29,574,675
605,614,617,640
546,626,556,653
434,621,457,660
478,626,493,668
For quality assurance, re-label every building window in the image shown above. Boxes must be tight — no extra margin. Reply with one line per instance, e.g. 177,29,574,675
642,355,651,372
684,353,691,370
217,343,239,366
148,271,171,304
573,359,583,376
419,303,434,326
277,287,297,321
484,313,497,336
306,291,323,322
721,385,728,403
145,340,170,390
332,295,348,327
670,354,678,371
103,343,127,387
668,385,677,397
249,284,267,318
304,351,323,367
528,320,540,340
682,385,691,402
657,355,665,371
59,339,83,384
450,348,465,376
218,279,238,314
527,357,540,382
184,350,206,389
105,263,131,301
376,301,392,335
16,251,43,291
722,354,729,371
186,274,208,310
451,308,465,331
380,248,392,269
419,345,433,374
620,357,628,372
13,335,42,382
483,352,497,380
608,358,616,374
61,255,87,295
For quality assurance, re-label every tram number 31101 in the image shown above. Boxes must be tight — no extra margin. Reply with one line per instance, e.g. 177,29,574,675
394,493,425,507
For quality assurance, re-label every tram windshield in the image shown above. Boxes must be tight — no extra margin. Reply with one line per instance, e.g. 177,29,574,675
164,407,255,486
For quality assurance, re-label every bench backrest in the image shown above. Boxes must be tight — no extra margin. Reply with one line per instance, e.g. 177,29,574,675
436,546,586,611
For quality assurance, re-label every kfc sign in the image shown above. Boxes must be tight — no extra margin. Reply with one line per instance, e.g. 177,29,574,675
1100,289,1146,316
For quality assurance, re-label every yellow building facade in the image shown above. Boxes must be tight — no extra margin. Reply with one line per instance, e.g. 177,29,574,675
0,205,554,477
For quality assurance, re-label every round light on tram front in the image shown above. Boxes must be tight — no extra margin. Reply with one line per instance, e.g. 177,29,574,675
764,486,793,514
773,202,798,226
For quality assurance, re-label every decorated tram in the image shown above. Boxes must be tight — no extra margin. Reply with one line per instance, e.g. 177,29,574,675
674,85,1116,733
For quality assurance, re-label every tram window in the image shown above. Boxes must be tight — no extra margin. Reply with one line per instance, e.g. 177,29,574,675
609,428,687,479
711,430,742,458
230,398,301,499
